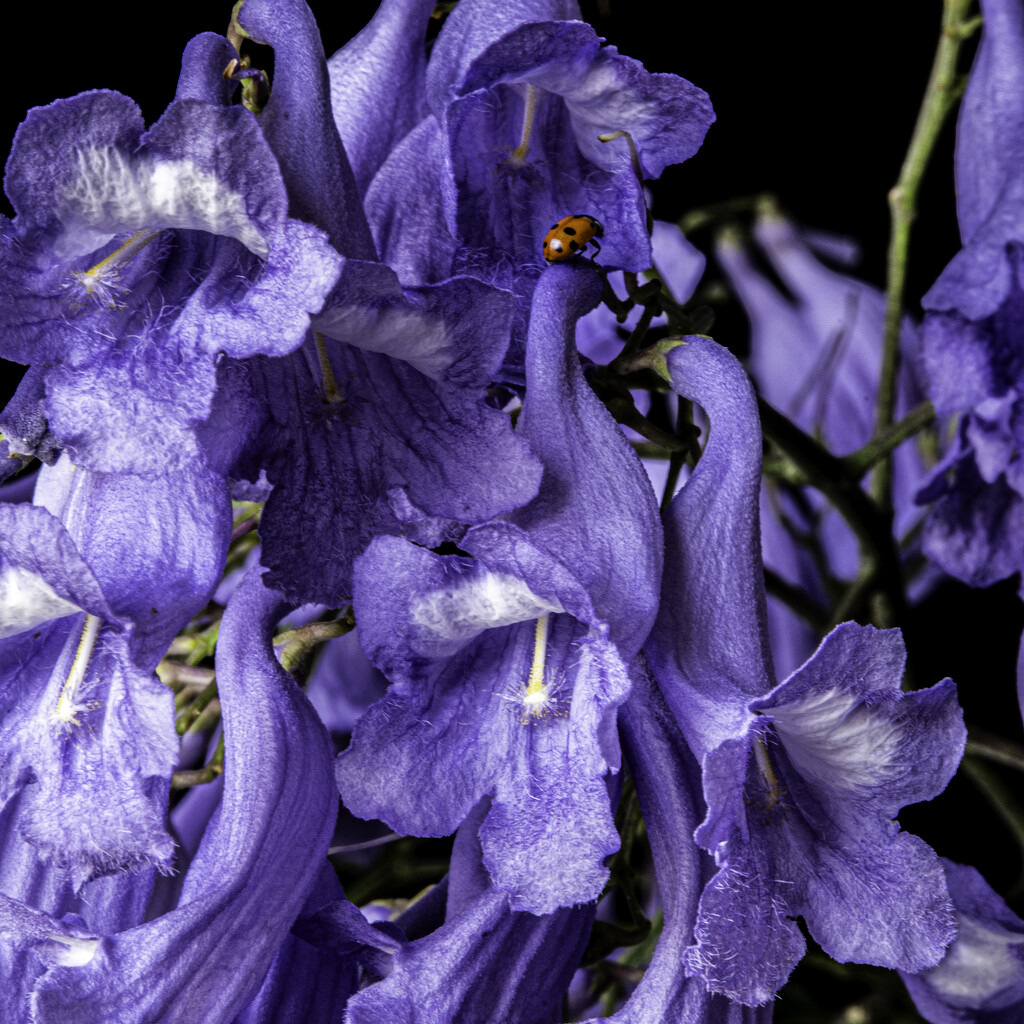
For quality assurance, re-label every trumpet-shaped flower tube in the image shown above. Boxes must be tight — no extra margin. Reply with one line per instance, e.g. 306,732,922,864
26,566,337,1023
0,37,342,474
644,336,965,1005
336,262,662,913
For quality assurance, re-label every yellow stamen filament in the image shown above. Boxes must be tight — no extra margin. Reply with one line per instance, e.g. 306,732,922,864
498,614,568,722
598,130,643,179
314,332,345,404
753,734,782,808
509,85,539,165
522,613,550,708
51,613,101,730
67,229,161,309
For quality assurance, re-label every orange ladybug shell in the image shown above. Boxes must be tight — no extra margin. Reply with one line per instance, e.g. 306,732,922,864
542,214,603,263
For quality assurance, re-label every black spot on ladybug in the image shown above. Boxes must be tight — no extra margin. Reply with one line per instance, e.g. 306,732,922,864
569,240,580,250
563,225,577,235
550,223,560,230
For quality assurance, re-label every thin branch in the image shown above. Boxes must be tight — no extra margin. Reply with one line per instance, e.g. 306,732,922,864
872,0,977,508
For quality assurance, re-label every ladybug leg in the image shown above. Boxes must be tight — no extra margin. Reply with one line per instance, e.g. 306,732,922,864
588,238,602,261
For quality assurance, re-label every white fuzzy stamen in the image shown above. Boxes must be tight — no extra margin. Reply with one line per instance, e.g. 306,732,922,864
63,229,160,310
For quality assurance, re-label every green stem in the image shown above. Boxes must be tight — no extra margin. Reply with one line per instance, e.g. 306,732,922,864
677,193,778,236
844,401,936,477
611,301,659,368
631,442,671,460
275,616,354,674
175,676,220,736
872,0,976,508
171,732,226,790
604,393,692,453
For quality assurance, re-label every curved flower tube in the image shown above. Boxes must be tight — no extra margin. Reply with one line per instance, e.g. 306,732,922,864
716,214,931,675
26,565,337,1023
644,336,965,1005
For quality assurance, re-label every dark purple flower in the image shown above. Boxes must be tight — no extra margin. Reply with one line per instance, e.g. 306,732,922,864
17,566,339,1023
0,39,342,474
335,263,663,913
916,0,1024,588
239,0,517,386
357,0,713,376
644,336,965,1005
224,0,542,604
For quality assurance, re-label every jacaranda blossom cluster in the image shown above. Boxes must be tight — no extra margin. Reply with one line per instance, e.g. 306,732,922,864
0,0,1020,1021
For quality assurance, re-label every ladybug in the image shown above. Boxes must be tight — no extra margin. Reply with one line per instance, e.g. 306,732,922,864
542,214,603,263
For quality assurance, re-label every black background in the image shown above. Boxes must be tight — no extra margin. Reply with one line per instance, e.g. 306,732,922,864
3,2,1021,1017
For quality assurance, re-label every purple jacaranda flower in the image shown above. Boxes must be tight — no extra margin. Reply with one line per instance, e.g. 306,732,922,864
327,0,434,199
354,0,713,375
426,0,713,272
335,262,662,914
916,0,1024,589
0,33,341,475
239,0,516,386
223,0,542,604
591,659,771,1024
0,456,230,886
901,859,1024,1024
643,335,965,1005
3,565,340,1024
346,801,594,1024
716,213,931,676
